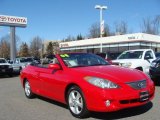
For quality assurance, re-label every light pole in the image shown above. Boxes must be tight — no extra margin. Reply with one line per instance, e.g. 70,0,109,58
95,5,107,53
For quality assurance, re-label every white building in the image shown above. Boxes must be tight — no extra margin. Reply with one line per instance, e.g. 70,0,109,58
59,33,160,54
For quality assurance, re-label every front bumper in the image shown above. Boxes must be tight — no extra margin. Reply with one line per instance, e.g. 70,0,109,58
84,82,155,112
0,68,13,74
12,67,20,73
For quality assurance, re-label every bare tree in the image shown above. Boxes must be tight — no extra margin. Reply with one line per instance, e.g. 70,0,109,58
141,16,160,35
103,24,111,37
141,17,153,34
88,22,100,38
115,21,128,35
153,15,160,35
64,35,76,42
88,22,111,38
30,36,42,58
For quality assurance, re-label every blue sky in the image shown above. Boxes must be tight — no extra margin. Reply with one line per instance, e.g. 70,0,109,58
0,0,160,43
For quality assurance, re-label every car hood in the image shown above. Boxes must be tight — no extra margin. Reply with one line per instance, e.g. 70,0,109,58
0,63,11,66
112,59,141,64
71,65,146,83
20,62,31,66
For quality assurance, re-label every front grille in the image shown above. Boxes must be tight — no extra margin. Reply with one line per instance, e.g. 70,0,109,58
120,99,139,104
126,80,146,90
0,65,9,69
120,91,153,105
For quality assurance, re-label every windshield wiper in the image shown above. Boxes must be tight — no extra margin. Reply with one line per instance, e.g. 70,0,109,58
90,64,108,66
69,65,89,68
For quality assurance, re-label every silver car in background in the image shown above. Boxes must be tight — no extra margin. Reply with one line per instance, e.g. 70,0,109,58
9,57,35,74
15,57,34,69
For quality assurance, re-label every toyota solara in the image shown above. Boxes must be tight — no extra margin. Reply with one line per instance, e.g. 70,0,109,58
20,53,155,118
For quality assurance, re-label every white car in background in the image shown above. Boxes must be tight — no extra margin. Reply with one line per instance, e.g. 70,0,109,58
15,57,34,70
9,60,22,74
112,49,156,74
9,57,35,74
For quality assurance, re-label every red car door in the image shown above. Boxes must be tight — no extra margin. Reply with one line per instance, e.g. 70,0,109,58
33,67,51,95
37,67,67,103
26,66,42,94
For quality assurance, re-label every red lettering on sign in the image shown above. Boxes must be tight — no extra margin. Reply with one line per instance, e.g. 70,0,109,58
0,15,27,25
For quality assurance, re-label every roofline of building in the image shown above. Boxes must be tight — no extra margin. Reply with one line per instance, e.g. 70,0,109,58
59,33,160,48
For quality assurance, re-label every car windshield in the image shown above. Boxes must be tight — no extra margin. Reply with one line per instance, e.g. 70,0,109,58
0,59,7,63
20,58,34,63
117,51,143,59
60,53,109,68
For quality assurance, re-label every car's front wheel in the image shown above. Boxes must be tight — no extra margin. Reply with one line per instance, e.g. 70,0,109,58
24,80,34,99
67,86,89,118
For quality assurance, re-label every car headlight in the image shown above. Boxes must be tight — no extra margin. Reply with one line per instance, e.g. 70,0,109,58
85,77,119,89
121,62,132,68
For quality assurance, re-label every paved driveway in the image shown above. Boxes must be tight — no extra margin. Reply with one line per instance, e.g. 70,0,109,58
0,76,159,120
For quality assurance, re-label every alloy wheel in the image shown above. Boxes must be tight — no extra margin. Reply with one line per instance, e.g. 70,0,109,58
68,90,83,115
25,81,31,97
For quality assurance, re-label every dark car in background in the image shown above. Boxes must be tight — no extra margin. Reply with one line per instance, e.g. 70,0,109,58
149,57,160,81
33,57,41,64
96,52,121,64
0,58,13,77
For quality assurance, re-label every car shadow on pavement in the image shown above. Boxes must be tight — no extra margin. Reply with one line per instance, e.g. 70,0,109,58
155,82,160,86
0,75,19,79
151,77,160,86
153,80,160,86
36,95,68,109
35,95,153,119
90,102,153,119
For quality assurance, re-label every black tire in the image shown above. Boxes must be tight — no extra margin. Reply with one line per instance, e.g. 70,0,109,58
67,86,90,118
24,80,35,99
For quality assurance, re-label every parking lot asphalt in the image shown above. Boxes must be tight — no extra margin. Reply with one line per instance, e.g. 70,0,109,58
0,76,159,120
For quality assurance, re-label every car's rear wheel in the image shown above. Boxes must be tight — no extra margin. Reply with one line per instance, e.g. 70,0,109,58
24,80,34,98
67,86,89,118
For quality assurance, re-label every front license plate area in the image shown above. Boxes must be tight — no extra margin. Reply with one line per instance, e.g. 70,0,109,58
140,91,149,102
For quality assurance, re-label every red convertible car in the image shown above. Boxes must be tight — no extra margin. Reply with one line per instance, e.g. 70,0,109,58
20,53,155,118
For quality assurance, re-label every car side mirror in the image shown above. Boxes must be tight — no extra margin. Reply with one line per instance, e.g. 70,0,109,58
48,63,61,70
144,55,152,60
8,61,13,64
